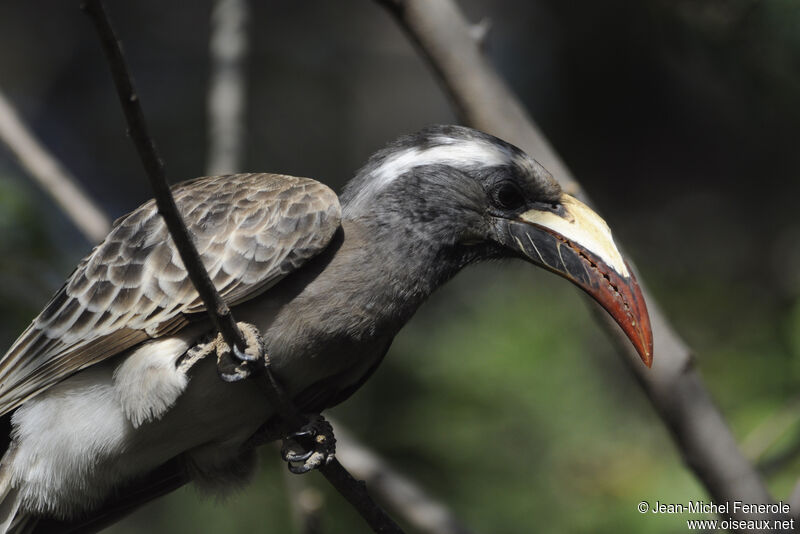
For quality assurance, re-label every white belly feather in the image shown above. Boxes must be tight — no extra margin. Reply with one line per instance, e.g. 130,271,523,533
5,332,271,519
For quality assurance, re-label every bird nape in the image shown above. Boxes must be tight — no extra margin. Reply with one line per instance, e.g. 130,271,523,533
0,125,652,532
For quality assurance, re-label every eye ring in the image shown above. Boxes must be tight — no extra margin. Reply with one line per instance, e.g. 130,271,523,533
492,182,525,211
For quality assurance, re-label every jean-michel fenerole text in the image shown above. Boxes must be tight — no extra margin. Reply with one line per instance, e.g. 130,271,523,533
650,501,790,515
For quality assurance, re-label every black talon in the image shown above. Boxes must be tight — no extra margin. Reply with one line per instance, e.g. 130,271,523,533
280,415,336,475
217,349,252,382
233,344,260,363
288,428,315,440
219,367,251,382
282,447,314,463
288,460,318,475
280,426,317,463
281,438,314,463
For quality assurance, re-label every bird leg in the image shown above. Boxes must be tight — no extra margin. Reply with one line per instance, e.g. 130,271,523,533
280,415,336,474
189,323,336,474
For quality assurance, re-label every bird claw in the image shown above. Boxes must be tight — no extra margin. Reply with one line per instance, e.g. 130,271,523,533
231,323,264,362
280,415,336,474
217,352,252,382
282,448,314,464
214,322,267,382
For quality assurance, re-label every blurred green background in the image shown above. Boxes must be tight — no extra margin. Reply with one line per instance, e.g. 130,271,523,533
1,0,800,532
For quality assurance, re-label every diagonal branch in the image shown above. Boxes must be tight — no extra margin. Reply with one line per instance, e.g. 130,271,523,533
375,0,780,524
0,89,110,243
82,2,403,533
82,0,247,355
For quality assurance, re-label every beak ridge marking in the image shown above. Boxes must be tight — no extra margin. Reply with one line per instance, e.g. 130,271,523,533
556,242,569,274
525,233,546,266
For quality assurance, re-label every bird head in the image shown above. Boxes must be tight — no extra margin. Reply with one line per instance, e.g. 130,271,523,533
341,125,653,366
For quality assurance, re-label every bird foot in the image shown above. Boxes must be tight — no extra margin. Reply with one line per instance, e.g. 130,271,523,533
280,415,336,474
213,322,267,382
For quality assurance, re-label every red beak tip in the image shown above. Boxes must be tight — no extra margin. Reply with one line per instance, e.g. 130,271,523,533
637,331,654,368
633,322,654,368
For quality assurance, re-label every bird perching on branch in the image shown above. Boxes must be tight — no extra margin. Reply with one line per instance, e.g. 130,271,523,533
0,125,652,532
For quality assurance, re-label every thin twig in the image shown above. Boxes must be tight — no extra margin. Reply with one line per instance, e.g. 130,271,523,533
319,461,404,533
375,0,782,526
82,0,247,354
0,89,110,243
83,2,404,533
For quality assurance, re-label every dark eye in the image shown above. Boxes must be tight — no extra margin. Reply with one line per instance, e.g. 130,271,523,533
492,182,525,211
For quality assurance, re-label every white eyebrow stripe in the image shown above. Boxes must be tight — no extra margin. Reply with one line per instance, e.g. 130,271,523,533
345,139,512,213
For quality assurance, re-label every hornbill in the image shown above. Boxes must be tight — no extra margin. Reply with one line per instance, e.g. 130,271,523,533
0,125,652,532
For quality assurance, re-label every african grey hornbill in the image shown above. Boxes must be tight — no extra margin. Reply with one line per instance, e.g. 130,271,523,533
0,125,652,532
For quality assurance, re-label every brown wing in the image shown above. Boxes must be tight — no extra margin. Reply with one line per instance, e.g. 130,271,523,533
0,173,341,416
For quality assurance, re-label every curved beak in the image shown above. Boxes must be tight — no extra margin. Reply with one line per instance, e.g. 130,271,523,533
498,194,653,367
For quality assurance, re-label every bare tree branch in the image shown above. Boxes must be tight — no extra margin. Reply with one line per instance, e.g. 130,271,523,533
375,0,781,525
0,89,110,243
333,422,477,534
82,0,248,355
207,0,249,175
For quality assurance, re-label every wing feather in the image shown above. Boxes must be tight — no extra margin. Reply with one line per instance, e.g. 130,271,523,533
0,173,341,416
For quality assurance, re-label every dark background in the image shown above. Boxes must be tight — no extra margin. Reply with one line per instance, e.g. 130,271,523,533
0,1,799,532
